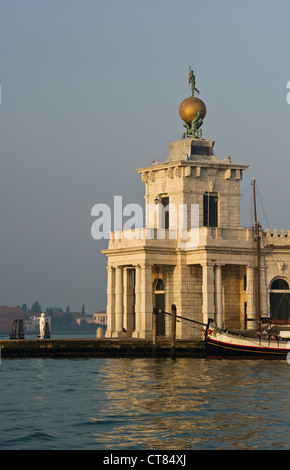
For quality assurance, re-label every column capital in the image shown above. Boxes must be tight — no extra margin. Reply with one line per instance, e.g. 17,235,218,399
202,262,215,269
140,263,152,269
106,265,116,271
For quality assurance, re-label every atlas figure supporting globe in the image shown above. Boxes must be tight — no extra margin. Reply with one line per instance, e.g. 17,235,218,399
182,109,203,139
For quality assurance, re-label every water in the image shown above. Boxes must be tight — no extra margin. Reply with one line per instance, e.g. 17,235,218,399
1,357,290,450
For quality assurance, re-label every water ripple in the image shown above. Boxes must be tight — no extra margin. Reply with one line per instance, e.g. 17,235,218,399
1,357,290,449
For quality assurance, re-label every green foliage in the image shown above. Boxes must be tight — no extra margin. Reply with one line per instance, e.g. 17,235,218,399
31,301,42,313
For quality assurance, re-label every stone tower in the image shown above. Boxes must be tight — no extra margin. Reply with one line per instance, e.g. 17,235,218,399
101,69,290,339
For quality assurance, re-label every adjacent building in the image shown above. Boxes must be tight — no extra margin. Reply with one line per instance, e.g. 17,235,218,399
0,306,26,333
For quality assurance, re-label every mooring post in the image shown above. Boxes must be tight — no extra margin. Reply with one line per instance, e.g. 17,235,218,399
171,304,176,360
10,319,25,340
152,308,158,356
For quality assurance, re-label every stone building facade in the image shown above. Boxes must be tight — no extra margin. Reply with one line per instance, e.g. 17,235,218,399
102,137,290,340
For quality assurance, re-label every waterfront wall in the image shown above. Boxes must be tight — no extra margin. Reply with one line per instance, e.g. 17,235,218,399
0,338,205,358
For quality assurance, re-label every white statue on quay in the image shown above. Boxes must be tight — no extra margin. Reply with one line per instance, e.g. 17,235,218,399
39,313,46,339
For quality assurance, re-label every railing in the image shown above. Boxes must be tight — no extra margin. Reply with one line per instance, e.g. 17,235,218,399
109,226,254,250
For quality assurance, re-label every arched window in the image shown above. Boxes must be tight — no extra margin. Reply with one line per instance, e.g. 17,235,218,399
271,279,289,290
270,278,290,320
155,279,165,291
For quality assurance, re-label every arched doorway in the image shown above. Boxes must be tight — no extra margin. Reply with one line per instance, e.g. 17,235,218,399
154,278,165,335
270,278,290,321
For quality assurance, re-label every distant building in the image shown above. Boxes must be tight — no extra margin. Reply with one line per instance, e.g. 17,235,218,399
73,313,94,325
0,306,26,333
93,311,107,326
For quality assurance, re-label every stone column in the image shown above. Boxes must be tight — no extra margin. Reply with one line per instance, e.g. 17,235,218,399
202,263,215,326
113,266,124,337
123,268,134,335
246,265,256,330
132,265,141,338
139,263,153,338
105,266,115,338
215,264,223,329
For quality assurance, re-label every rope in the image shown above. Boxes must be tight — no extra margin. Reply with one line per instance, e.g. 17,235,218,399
162,310,207,327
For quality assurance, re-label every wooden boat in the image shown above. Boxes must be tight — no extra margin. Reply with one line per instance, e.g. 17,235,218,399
205,178,290,359
205,321,290,358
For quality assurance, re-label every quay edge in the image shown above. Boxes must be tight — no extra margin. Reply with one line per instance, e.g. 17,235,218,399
0,338,205,358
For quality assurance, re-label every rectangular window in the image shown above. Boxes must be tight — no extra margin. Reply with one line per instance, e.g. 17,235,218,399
161,196,169,229
244,275,247,291
203,193,218,227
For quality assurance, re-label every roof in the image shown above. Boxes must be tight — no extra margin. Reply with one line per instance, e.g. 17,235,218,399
0,306,25,314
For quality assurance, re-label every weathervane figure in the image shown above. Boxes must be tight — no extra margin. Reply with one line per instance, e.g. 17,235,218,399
188,66,199,96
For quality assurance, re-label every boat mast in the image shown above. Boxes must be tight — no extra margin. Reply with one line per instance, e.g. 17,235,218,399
252,178,261,332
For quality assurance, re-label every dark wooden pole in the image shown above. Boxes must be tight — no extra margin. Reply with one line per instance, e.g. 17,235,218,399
171,304,176,360
152,308,158,356
253,178,261,332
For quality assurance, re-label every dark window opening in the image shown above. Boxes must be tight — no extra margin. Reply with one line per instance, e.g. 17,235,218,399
155,279,165,291
270,278,290,320
203,193,218,227
191,145,213,156
161,196,169,229
155,278,165,335
244,275,247,291
244,302,247,329
270,293,290,320
271,279,289,290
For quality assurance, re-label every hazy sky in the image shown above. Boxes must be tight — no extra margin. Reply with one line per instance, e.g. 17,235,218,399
0,0,290,313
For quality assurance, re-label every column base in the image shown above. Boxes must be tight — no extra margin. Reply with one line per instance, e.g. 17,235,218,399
132,330,140,338
112,330,128,338
138,331,153,339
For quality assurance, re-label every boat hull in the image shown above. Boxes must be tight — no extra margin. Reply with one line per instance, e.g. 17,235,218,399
205,334,290,359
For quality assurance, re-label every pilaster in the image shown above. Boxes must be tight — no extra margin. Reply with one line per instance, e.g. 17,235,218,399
202,263,215,325
105,266,115,338
139,263,153,339
132,265,141,338
246,265,256,330
112,266,125,337
215,264,223,329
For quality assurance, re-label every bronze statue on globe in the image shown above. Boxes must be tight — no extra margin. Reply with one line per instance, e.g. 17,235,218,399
188,66,199,97
180,67,206,139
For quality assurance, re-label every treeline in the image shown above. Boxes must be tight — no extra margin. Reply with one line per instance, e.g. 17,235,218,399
16,301,102,332
17,301,86,315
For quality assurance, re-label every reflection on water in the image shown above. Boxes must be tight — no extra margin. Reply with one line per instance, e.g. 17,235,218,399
1,357,290,449
91,358,290,450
